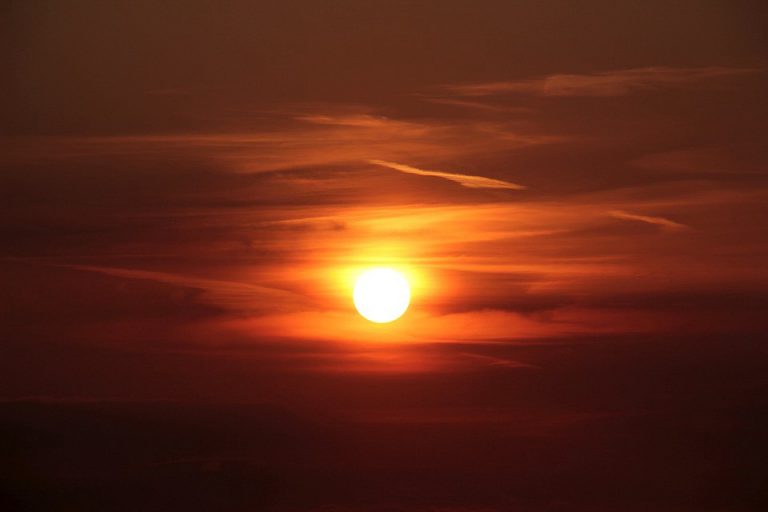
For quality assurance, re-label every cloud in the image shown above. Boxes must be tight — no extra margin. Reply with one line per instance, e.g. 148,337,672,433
0,110,560,179
368,159,526,190
61,264,303,314
444,66,756,97
421,97,533,114
294,114,396,128
608,210,689,231
458,352,537,370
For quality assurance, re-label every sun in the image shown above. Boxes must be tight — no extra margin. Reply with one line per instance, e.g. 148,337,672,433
353,268,411,323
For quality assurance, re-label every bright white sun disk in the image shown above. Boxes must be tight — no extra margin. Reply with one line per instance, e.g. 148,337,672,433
353,268,410,323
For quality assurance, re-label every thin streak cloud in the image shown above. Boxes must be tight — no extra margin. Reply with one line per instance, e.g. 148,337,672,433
608,210,689,231
369,160,526,190
445,66,756,97
61,264,302,313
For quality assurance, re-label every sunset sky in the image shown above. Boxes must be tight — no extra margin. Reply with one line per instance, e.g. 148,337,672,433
2,1,768,510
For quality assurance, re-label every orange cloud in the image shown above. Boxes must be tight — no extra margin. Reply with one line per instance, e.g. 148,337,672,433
1,110,562,178
61,264,305,314
444,66,756,97
608,210,689,231
368,160,526,190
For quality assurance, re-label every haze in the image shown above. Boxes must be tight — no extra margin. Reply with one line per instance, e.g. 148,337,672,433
2,1,768,510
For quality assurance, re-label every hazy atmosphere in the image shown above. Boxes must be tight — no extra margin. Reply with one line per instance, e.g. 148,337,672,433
2,1,768,510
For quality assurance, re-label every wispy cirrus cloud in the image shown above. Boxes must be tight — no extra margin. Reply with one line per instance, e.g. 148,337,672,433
369,159,526,190
421,97,533,114
0,110,561,179
608,210,689,231
443,66,756,97
61,264,304,314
